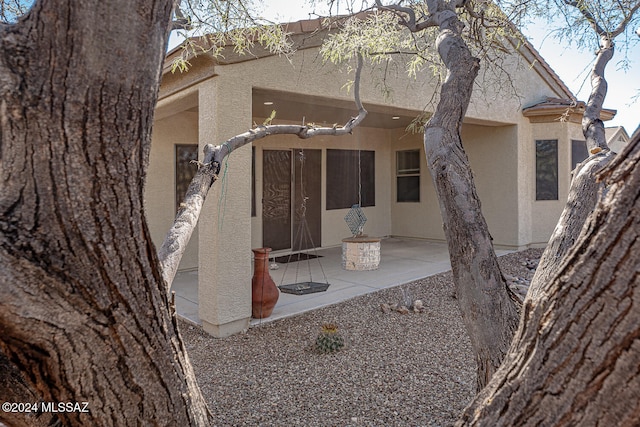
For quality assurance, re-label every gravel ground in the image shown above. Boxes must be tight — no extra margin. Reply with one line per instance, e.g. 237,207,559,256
181,248,543,427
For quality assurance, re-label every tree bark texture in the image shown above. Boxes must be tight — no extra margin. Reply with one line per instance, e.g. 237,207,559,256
458,132,640,426
528,152,613,301
421,2,520,391
0,1,210,425
583,39,613,154
0,351,58,427
529,31,615,300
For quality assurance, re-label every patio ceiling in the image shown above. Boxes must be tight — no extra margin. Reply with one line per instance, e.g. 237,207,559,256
252,88,421,130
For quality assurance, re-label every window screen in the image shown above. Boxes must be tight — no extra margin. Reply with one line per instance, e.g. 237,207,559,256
396,150,420,202
535,139,558,200
175,144,198,212
326,149,375,210
571,139,588,172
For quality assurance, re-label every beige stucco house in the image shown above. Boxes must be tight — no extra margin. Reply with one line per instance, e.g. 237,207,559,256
145,17,616,337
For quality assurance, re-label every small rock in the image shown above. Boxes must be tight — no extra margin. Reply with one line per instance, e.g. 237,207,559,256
396,306,409,315
381,303,391,314
413,300,424,313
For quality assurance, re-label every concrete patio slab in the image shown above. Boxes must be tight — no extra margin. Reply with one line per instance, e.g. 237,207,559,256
171,237,513,327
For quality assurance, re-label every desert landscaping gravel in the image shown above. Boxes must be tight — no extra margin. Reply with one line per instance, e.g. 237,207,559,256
181,248,543,426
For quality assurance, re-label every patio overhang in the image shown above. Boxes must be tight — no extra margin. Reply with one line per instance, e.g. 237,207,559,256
252,88,514,130
252,88,419,130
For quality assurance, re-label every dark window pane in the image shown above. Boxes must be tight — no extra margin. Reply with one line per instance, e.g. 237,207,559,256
571,139,588,171
175,144,198,212
251,147,256,217
326,149,375,210
396,150,420,203
397,176,420,202
535,139,558,200
397,150,420,175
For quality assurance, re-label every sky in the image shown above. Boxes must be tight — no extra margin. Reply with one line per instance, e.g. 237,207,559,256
171,1,639,133
524,21,640,134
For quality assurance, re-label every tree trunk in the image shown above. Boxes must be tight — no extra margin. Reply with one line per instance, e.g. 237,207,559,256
458,131,640,426
0,352,57,427
583,37,614,154
529,37,614,300
528,152,612,301
422,2,520,391
0,1,210,425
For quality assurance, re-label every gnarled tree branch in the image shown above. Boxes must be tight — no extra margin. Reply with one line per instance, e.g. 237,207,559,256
172,1,192,31
582,37,613,153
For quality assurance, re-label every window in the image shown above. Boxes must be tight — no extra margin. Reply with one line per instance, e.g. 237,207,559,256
175,144,198,212
326,149,375,210
571,139,588,171
396,150,420,202
535,139,558,200
251,147,256,217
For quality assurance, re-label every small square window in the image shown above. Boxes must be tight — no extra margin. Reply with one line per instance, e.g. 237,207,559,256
397,150,420,175
396,150,420,203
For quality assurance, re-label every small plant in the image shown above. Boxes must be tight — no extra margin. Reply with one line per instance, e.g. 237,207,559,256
314,323,345,354
401,286,413,308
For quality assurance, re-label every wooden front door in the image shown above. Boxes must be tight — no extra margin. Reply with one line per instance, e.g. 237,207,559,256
262,149,321,252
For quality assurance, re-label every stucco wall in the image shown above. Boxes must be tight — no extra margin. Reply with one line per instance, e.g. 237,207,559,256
197,75,254,337
516,119,535,246
466,42,572,124
463,124,520,248
389,124,520,248
212,45,548,126
146,110,199,270
389,129,445,240
147,48,573,268
529,121,580,245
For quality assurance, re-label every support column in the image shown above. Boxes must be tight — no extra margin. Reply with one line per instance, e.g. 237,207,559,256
198,73,252,337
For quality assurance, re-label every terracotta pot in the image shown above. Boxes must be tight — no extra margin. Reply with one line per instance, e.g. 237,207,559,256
251,248,279,318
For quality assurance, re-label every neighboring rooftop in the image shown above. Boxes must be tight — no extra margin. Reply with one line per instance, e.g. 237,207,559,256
606,126,631,153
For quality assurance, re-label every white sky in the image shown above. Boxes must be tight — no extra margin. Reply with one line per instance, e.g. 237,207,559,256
524,21,639,134
172,1,639,133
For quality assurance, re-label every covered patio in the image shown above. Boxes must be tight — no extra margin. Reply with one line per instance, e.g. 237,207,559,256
171,238,514,326
149,15,576,337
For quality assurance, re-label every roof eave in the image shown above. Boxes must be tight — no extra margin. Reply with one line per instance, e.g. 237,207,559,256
523,104,617,123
